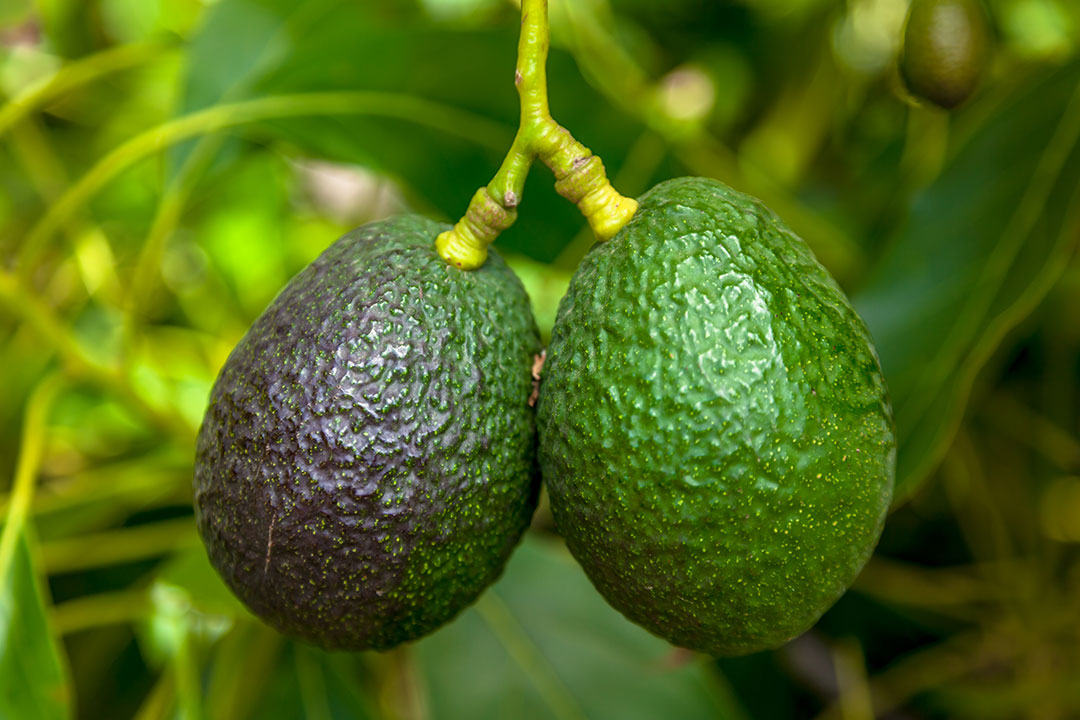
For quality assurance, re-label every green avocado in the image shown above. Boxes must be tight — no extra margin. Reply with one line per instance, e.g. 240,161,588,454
537,177,895,656
194,215,541,651
900,0,990,109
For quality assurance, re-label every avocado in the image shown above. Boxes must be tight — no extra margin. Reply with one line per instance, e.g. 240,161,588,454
194,215,541,651
537,177,895,656
900,0,989,109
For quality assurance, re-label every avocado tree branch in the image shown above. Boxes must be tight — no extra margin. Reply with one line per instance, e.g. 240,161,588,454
436,0,638,270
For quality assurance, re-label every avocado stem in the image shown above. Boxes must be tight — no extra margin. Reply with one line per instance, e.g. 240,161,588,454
436,0,638,270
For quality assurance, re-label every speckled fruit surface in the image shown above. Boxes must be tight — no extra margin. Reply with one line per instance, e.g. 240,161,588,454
194,215,541,651
537,177,896,656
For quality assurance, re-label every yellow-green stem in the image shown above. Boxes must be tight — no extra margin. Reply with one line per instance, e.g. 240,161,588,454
0,39,175,139
0,376,64,571
436,0,637,270
15,91,513,276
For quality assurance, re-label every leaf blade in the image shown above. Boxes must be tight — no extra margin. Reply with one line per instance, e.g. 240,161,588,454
414,535,746,720
0,531,71,720
0,378,71,720
854,61,1080,504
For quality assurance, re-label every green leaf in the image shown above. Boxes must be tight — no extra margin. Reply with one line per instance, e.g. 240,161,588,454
180,0,643,262
0,530,71,720
414,535,747,720
854,60,1080,504
504,254,572,343
202,632,380,720
0,0,32,26
185,0,515,184
156,546,247,620
179,0,509,218
159,547,382,719
246,22,642,263
175,0,472,184
0,378,70,720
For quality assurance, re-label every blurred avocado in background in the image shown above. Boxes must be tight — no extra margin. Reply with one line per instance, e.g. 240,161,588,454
900,0,991,108
1,0,1080,718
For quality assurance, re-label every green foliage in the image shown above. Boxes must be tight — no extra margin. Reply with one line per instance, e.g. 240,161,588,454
415,537,740,720
0,379,70,720
856,60,1080,502
2,0,1080,717
0,532,70,720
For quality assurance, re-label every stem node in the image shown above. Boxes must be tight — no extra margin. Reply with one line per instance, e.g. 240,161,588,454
553,156,639,241
435,189,517,270
435,0,637,268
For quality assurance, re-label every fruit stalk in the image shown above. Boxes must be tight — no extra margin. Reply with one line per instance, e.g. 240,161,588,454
437,0,638,269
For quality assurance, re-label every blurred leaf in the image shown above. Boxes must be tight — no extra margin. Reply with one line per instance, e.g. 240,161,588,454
0,0,32,26
164,536,735,719
293,645,334,720
0,378,70,720
420,0,503,23
504,254,572,342
177,0,499,205
236,643,379,720
33,0,98,57
200,627,380,720
414,535,745,720
202,621,282,720
140,583,205,718
0,531,71,720
245,22,520,221
854,61,1080,504
30,451,192,541
195,151,292,316
156,546,246,619
181,0,643,262
99,0,160,43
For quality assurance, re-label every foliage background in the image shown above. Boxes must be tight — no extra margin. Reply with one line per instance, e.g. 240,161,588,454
1,0,1079,717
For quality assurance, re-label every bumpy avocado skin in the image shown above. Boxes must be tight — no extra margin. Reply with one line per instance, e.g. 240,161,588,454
537,178,895,656
194,215,541,651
